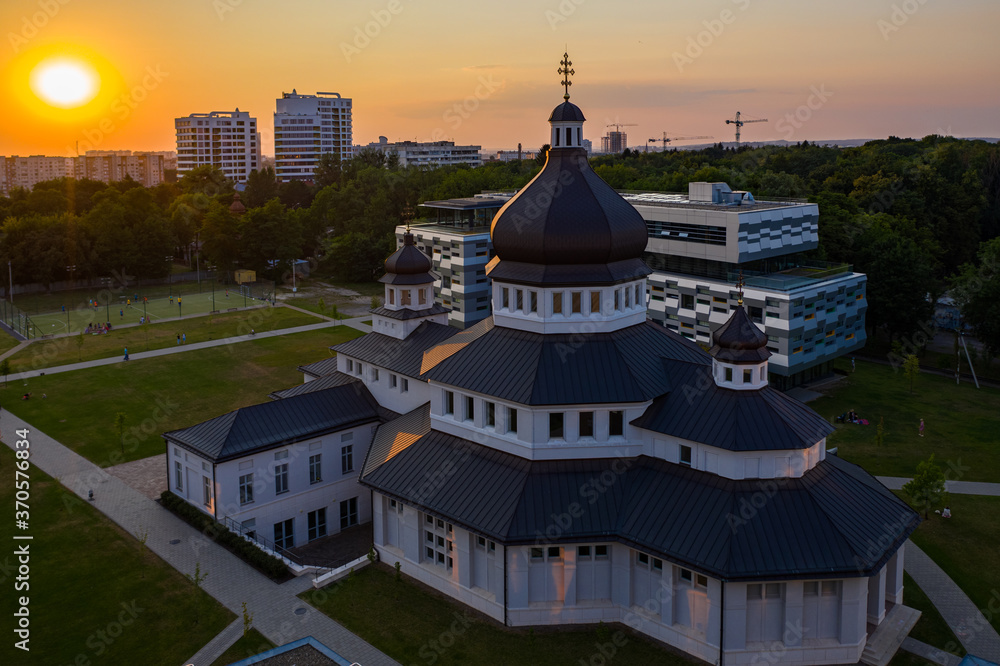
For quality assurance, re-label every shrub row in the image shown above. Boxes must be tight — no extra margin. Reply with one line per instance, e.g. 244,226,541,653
160,490,289,580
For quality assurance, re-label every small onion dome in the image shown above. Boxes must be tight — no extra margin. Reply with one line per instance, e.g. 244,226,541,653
229,192,246,215
380,232,434,285
487,146,650,286
548,101,586,122
709,305,771,363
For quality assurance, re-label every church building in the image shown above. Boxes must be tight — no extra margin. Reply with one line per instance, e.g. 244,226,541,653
166,55,920,665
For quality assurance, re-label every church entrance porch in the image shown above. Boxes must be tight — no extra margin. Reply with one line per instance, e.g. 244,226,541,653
287,521,372,568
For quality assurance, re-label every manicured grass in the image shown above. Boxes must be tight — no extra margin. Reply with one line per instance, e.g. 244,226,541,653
888,572,964,665
902,494,1000,635
280,296,342,319
210,629,275,666
7,306,322,373
0,327,21,355
0,445,234,664
1,326,362,466
810,358,1000,481
302,564,697,666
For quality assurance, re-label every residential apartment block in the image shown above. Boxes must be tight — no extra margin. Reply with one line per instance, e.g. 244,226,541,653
0,152,166,194
175,109,260,183
274,91,352,182
366,136,481,168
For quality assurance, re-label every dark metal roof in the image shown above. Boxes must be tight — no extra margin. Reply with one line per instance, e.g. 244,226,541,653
421,318,706,406
361,402,431,478
709,305,771,364
362,433,918,581
370,304,449,321
631,361,835,451
298,357,340,379
163,385,381,462
420,197,510,210
331,321,459,379
548,101,586,122
384,232,432,276
486,256,651,287
269,372,359,400
488,146,649,284
379,272,435,286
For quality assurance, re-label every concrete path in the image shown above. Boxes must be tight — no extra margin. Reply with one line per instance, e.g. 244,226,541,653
0,339,30,362
878,477,1000,496
7,314,373,382
900,637,962,666
186,619,245,666
905,540,1000,661
0,410,400,666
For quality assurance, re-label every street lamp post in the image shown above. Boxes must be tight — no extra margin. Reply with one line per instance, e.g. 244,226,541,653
101,277,111,323
165,256,173,298
65,264,76,332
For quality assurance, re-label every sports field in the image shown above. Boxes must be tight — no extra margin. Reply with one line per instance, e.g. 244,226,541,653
27,287,269,336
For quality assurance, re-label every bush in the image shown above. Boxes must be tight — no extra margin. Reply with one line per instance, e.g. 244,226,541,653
159,491,288,579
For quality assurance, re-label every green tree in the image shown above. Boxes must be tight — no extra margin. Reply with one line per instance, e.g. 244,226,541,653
902,454,947,519
178,165,233,198
321,232,394,283
535,144,550,166
902,354,920,394
244,167,279,208
313,153,343,188
239,199,302,277
952,237,1000,358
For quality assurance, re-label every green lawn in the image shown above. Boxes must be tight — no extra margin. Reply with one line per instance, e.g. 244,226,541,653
0,327,21,355
0,445,234,664
302,565,697,666
210,629,275,666
889,572,964,665
1,326,362,466
810,358,1000,481
7,305,321,373
902,494,1000,635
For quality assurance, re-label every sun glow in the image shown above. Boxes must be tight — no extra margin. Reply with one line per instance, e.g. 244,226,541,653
30,57,100,108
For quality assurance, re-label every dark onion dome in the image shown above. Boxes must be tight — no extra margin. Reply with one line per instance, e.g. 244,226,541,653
487,146,651,286
709,305,771,363
380,232,435,285
548,100,586,122
229,192,246,215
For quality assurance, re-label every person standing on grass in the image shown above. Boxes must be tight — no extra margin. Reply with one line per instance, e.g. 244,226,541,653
919,418,925,437
120,308,123,318
124,347,129,361
176,334,180,345
182,333,186,344
851,357,856,372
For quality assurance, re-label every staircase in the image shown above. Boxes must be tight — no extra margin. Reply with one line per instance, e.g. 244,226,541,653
861,604,922,666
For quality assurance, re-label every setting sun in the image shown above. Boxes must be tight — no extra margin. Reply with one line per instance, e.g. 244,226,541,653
29,57,100,108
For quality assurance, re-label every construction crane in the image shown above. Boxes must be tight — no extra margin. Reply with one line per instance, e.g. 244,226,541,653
725,111,767,146
649,132,713,150
606,122,638,132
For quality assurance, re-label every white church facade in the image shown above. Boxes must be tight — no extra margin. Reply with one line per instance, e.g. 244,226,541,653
165,56,919,664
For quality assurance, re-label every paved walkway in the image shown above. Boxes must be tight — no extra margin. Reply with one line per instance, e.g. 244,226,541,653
5,313,372,382
878,477,1000,496
905,540,1000,661
0,410,399,666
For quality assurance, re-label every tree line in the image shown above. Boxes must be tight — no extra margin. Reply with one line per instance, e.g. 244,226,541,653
1,136,997,355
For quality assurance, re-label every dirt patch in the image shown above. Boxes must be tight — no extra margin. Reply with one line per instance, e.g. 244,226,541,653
274,281,375,318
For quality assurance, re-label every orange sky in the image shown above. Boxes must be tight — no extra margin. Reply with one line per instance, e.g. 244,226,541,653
1,0,997,157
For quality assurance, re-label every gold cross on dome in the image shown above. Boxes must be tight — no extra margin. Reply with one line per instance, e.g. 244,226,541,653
736,270,745,306
558,52,574,100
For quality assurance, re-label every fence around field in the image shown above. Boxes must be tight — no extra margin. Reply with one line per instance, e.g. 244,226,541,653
16,278,276,337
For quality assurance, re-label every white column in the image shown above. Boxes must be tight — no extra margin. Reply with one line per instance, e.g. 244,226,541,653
563,547,577,607
886,549,905,604
457,529,472,589
784,581,804,647
867,566,887,624
722,582,746,651
611,545,630,608
840,578,867,645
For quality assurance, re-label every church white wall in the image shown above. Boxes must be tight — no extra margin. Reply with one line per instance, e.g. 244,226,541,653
885,548,905,605
644,431,826,480
428,383,648,461
168,445,216,517
204,422,376,550
337,353,431,415
491,279,648,334
371,492,506,623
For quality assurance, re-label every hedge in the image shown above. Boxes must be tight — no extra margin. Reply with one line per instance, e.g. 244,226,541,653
159,490,289,580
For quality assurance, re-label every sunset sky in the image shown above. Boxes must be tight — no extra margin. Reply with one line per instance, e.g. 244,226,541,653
1,0,997,157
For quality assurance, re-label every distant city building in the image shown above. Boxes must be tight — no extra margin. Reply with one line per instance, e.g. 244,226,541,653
627,182,867,390
273,90,352,182
398,193,511,328
85,149,176,171
0,153,166,193
365,136,481,168
601,130,627,153
175,109,260,183
582,138,593,154
73,153,164,188
495,148,536,162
